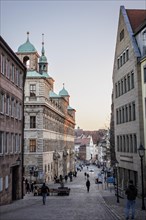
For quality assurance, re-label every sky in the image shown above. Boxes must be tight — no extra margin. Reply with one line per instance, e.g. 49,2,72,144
0,0,145,130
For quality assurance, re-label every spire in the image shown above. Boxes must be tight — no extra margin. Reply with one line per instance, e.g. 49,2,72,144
27,31,29,42
41,33,45,56
39,33,48,74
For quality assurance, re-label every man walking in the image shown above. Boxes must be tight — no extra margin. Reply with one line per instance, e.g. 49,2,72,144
125,180,137,220
86,179,90,192
41,183,49,205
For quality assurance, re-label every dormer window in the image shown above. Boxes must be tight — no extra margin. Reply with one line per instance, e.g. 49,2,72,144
120,29,124,41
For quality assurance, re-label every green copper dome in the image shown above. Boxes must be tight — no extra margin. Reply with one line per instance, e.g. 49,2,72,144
18,32,36,53
59,84,69,96
39,55,47,63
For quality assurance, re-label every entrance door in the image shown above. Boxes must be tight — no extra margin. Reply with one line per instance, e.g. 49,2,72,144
12,166,19,200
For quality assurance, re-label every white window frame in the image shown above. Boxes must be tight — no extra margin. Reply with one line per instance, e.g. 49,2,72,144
0,132,4,154
5,175,8,189
0,93,4,114
0,177,3,192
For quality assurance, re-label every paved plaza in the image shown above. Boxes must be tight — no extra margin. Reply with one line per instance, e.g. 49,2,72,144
0,167,146,220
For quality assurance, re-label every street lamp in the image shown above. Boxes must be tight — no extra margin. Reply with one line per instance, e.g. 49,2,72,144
115,159,119,203
138,144,145,210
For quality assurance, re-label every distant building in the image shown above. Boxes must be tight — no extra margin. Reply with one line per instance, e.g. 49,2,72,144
75,134,94,161
0,36,26,205
16,33,76,182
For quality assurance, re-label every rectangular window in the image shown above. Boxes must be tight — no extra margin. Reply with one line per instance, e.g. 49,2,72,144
11,98,15,117
131,71,134,89
0,177,3,192
125,106,128,122
127,135,129,152
124,77,127,93
0,93,4,113
117,58,120,69
29,139,36,152
6,59,10,79
117,136,119,151
13,134,16,152
126,49,129,61
5,133,9,154
120,29,124,41
132,102,136,121
129,104,131,121
15,134,18,152
127,74,130,91
123,52,125,64
144,68,146,83
134,134,137,153
12,64,15,82
1,54,5,74
0,132,4,154
30,116,36,128
115,84,118,98
121,79,123,95
123,136,126,152
19,135,21,152
130,134,133,153
11,133,13,153
6,96,10,115
15,69,19,86
30,84,36,97
120,56,122,67
5,175,8,189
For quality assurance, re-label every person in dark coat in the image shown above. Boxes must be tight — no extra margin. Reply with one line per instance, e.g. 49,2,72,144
41,183,49,205
86,179,90,192
125,180,137,220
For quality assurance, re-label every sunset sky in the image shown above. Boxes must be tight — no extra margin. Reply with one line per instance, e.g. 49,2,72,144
1,0,145,130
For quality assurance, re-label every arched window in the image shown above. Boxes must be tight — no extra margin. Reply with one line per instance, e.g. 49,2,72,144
23,56,30,69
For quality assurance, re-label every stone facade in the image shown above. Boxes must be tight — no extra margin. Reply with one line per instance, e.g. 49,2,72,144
0,36,26,205
112,6,146,193
16,33,76,183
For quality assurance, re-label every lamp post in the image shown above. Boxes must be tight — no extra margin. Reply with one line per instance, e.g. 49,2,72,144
138,144,145,210
115,159,119,203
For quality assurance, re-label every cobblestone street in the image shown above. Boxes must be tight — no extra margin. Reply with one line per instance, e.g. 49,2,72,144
0,167,146,220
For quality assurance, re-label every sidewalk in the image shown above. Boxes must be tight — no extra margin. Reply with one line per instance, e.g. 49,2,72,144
99,184,146,220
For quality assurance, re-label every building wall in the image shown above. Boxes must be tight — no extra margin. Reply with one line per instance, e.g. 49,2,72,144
112,7,143,192
0,36,26,205
16,38,75,183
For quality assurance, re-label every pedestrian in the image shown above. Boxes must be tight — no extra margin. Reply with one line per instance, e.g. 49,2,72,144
41,183,49,205
125,180,137,220
26,182,30,193
84,172,87,179
31,182,34,192
65,175,68,183
86,179,90,192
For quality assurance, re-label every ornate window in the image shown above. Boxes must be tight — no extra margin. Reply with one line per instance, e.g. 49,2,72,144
29,139,36,152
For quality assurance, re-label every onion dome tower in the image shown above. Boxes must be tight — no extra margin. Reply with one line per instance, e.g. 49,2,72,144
16,32,39,71
39,34,48,74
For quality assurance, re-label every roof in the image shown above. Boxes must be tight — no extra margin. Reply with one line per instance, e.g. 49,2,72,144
126,9,146,33
18,33,36,53
49,90,60,98
27,70,49,78
67,106,75,111
74,137,91,146
59,84,69,96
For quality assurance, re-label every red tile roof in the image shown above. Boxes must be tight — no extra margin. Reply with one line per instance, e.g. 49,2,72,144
126,9,146,33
